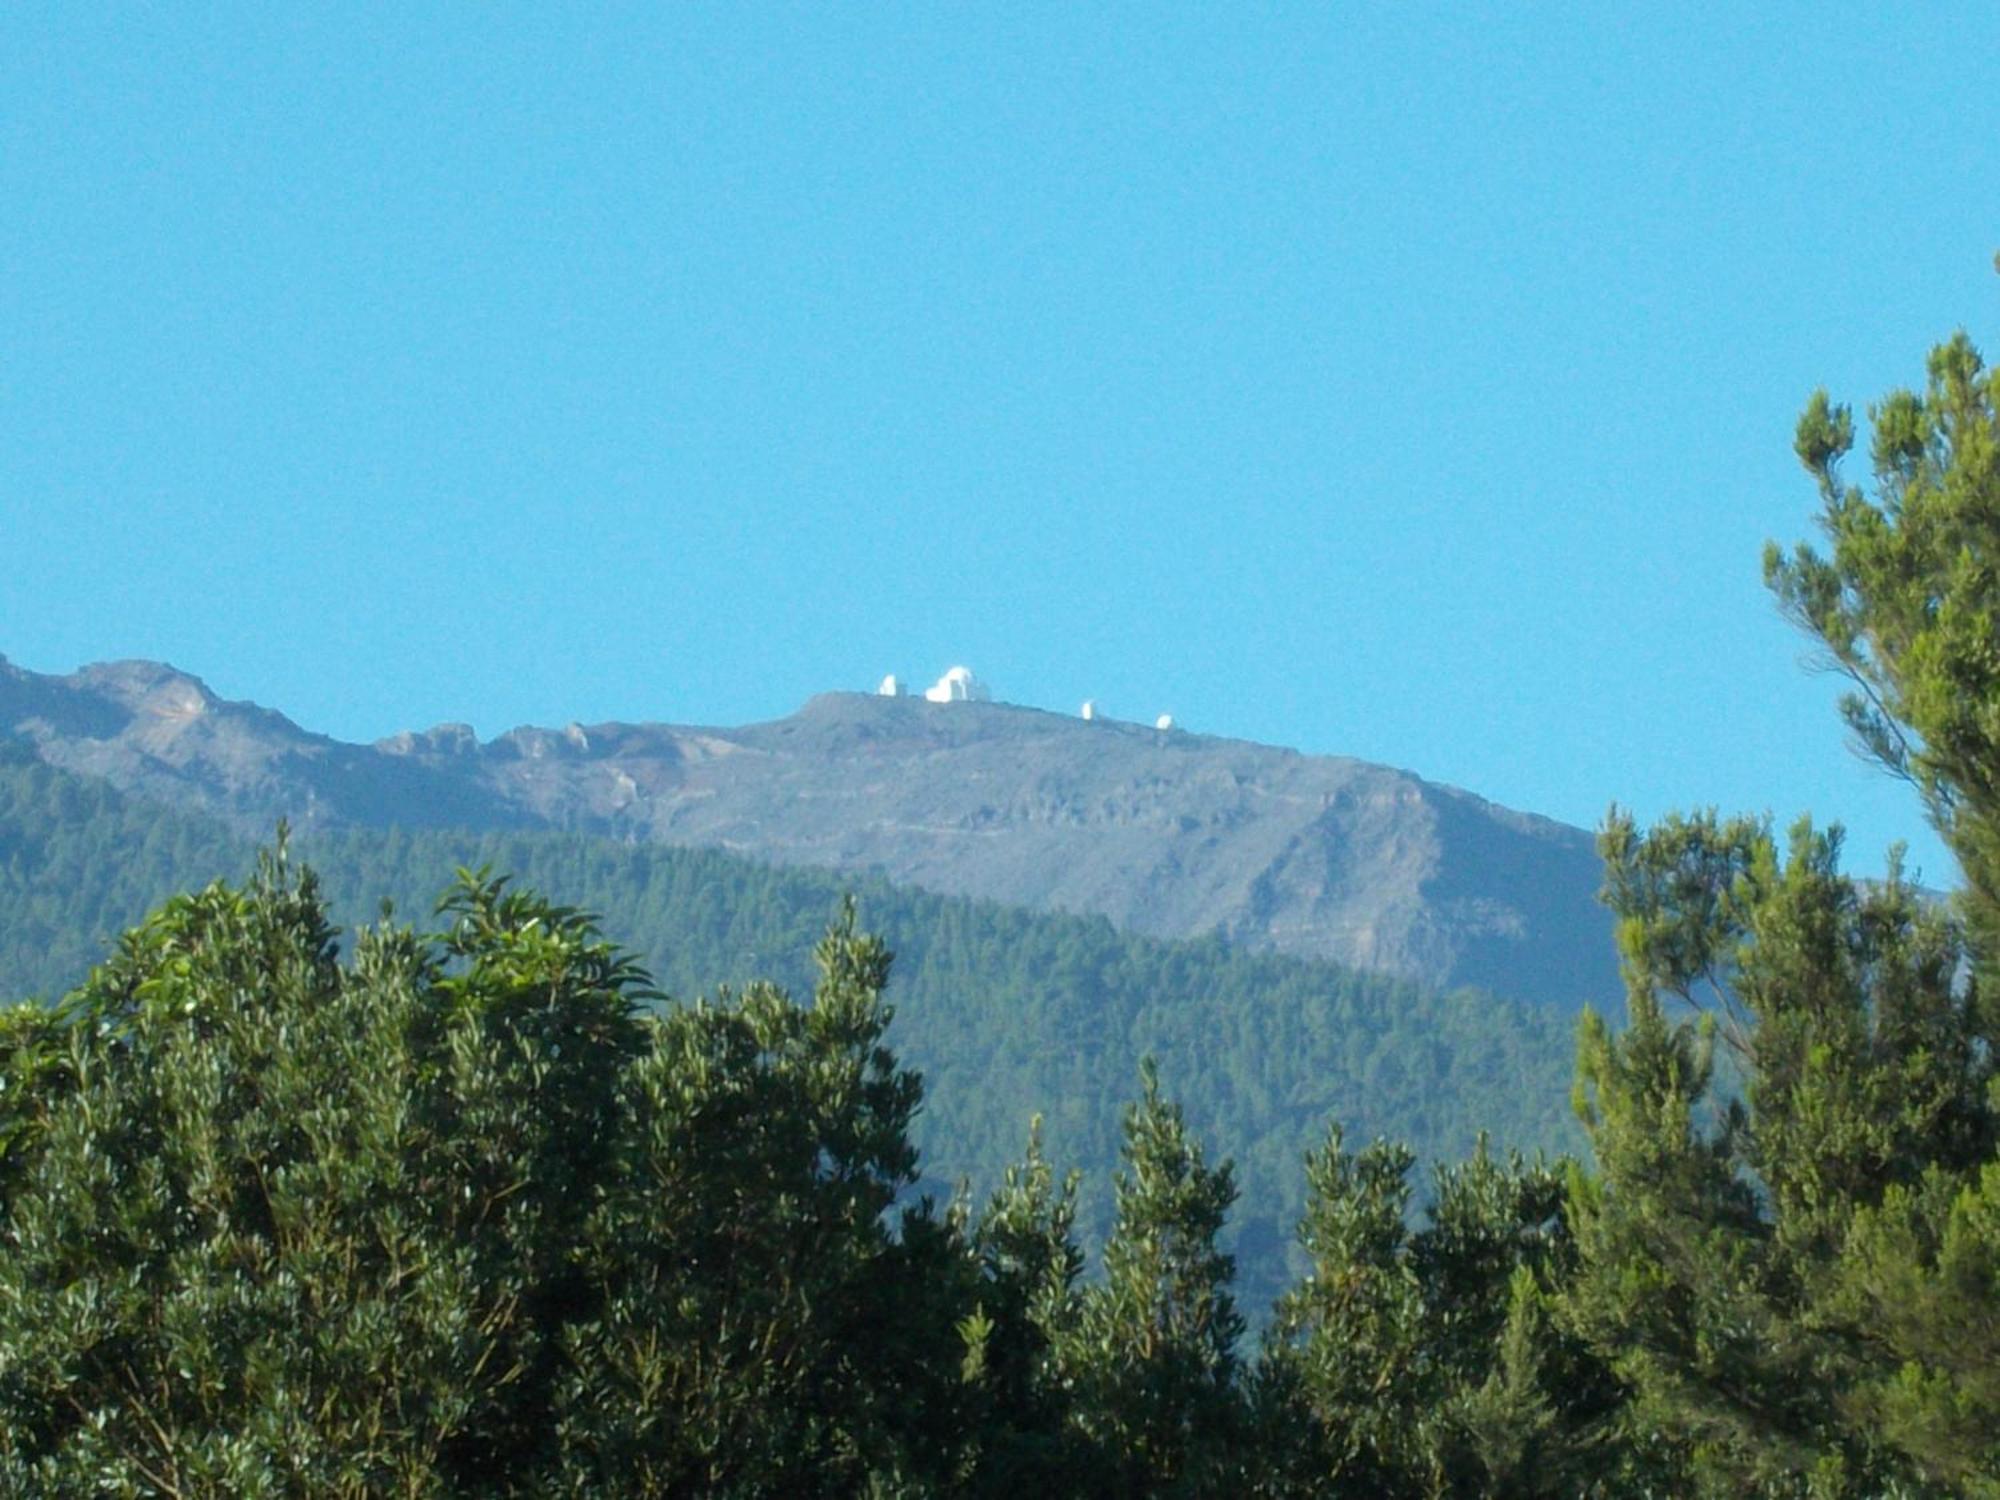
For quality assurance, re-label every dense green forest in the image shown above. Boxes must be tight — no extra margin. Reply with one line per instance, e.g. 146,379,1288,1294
3,332,1999,1493
0,740,1580,1312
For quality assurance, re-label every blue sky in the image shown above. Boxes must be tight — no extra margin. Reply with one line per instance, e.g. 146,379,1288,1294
4,5,1995,882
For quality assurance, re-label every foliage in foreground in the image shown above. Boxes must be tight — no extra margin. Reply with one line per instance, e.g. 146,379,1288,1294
0,740,1585,1315
0,855,949,1494
1554,329,2000,1498
0,847,1610,1496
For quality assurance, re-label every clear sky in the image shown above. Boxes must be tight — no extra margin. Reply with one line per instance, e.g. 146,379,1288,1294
5,5,1995,883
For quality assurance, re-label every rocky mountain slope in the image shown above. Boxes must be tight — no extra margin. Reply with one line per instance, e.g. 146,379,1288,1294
0,654,1621,1007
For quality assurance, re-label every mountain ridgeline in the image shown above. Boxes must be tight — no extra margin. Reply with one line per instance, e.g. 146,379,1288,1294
0,654,1620,1009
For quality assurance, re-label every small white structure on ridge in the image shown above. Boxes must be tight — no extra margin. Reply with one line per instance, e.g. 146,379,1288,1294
877,674,904,697
1155,713,1175,731
1080,699,1097,721
924,665,990,703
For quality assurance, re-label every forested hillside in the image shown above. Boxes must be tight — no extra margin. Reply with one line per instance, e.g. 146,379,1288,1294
0,740,1581,1309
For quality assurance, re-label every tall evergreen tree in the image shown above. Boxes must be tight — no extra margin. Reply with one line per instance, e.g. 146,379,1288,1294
1567,331,2000,1496
1262,1129,1627,1498
956,1119,1089,1493
1763,329,2000,1495
1054,1060,1249,1497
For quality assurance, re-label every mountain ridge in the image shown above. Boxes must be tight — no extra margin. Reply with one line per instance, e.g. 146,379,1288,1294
1,655,1620,1008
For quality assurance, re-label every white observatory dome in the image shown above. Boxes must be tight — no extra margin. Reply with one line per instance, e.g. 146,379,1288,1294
1155,713,1175,731
877,674,904,697
924,666,990,704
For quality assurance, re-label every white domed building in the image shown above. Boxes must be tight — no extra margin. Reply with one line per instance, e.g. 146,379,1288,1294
923,666,990,704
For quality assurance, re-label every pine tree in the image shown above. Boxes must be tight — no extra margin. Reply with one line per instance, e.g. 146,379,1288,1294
1053,1059,1248,1497
1262,1129,1624,1498
1760,330,2000,1494
1558,331,2000,1497
1568,764,1990,1494
957,1118,1088,1493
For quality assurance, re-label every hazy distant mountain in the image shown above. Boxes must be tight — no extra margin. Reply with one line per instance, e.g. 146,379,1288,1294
0,654,1620,1008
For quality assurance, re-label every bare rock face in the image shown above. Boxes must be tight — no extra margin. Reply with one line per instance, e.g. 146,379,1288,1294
1,660,1620,1008
0,657,524,831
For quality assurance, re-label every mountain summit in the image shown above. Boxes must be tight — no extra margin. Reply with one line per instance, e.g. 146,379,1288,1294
1,658,1618,1007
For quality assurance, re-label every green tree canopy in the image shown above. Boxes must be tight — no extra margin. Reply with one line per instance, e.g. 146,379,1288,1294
0,853,973,1495
1567,332,2000,1497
